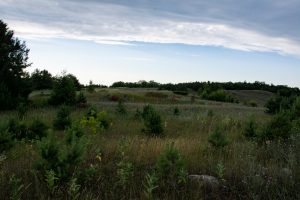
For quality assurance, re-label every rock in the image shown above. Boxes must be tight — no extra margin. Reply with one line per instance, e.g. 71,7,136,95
188,174,220,188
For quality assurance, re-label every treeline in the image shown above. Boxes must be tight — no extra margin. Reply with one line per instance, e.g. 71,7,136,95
30,69,107,91
111,80,300,96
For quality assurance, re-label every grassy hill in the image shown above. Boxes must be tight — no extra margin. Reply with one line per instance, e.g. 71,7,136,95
1,87,298,199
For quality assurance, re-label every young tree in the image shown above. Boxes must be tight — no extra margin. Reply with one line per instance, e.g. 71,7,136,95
0,20,32,110
49,74,77,105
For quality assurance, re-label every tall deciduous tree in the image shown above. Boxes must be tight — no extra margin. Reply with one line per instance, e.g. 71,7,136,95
0,20,31,110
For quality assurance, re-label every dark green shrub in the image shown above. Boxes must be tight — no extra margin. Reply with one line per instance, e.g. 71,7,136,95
116,100,127,115
173,91,188,96
76,92,87,105
243,118,257,139
17,102,28,119
265,95,294,114
36,127,86,181
246,100,258,107
7,118,28,140
86,106,98,119
142,105,164,136
0,128,14,153
53,105,72,130
200,89,238,103
142,104,155,120
291,97,300,119
28,119,48,140
173,107,180,116
49,75,77,106
156,143,187,187
208,126,229,148
261,112,292,141
134,108,142,119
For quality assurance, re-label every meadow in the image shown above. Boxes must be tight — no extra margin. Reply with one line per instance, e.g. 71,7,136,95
0,87,299,200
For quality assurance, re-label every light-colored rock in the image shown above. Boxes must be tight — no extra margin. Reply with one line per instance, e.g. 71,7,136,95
188,174,220,187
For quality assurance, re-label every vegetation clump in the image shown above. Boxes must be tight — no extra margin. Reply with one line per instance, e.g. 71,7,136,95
80,107,111,134
156,143,187,190
142,105,164,136
49,74,77,106
208,126,229,148
53,105,72,130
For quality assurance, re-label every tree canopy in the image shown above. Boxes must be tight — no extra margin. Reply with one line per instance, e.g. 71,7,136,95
0,20,31,110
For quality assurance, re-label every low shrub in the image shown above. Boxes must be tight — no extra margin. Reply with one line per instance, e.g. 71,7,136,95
156,143,187,188
7,118,28,140
76,92,87,106
142,105,164,136
0,128,14,153
116,100,127,115
28,119,48,140
261,112,292,141
81,110,111,134
53,105,72,130
36,126,87,181
208,126,229,148
201,89,238,103
173,107,180,116
243,118,257,139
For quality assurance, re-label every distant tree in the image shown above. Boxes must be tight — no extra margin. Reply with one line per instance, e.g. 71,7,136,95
0,20,32,110
66,74,82,91
48,74,76,105
30,68,53,90
87,80,95,93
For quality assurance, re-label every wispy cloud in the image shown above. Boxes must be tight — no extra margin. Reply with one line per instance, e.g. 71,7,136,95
1,0,300,56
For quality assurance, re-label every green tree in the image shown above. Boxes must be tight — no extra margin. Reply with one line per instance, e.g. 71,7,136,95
30,68,53,90
49,74,77,105
0,20,32,110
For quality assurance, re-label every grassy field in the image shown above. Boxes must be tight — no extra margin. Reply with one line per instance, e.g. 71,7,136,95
0,88,299,200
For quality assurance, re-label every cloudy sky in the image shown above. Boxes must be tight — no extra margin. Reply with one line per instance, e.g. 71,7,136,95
1,0,300,87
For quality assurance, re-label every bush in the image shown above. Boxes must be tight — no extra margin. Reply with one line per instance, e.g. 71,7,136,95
81,110,111,134
201,89,238,103
76,92,87,106
7,118,28,140
243,118,257,139
173,107,180,116
17,102,28,119
28,119,48,140
291,97,300,119
208,126,229,148
156,143,187,187
265,95,294,114
53,105,72,130
0,128,14,153
116,100,127,115
261,112,292,141
36,127,86,181
49,75,77,106
142,105,164,136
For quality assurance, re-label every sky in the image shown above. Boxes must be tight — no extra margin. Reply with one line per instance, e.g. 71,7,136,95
1,0,300,87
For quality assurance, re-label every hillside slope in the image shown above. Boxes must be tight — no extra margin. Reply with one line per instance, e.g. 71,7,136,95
226,90,274,107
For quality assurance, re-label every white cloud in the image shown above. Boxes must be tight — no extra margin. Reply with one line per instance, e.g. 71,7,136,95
2,0,300,56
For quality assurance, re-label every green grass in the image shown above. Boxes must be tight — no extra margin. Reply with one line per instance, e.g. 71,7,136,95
0,88,298,199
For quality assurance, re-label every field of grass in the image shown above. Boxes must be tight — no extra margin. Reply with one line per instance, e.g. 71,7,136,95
0,88,299,199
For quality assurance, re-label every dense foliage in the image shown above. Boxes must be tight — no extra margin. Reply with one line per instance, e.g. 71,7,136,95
0,20,32,110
